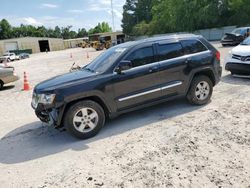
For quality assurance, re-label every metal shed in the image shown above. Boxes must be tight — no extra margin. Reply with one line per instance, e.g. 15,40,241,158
0,37,65,55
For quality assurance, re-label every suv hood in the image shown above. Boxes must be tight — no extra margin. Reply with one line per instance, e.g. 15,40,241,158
222,33,242,40
35,70,95,93
232,45,250,56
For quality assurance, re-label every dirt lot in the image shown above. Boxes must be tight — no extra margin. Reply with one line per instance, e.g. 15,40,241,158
0,43,249,188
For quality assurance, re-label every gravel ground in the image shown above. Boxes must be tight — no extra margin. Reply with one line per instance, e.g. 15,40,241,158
0,43,249,188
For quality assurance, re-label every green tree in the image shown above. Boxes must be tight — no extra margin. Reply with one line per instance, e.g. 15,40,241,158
77,28,88,37
122,0,155,36
54,26,62,38
61,26,74,39
88,22,112,35
122,0,244,36
228,0,250,26
122,0,137,35
0,19,89,39
0,19,12,39
132,21,151,36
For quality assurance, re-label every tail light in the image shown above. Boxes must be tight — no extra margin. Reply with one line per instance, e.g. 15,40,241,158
13,70,17,76
216,51,220,61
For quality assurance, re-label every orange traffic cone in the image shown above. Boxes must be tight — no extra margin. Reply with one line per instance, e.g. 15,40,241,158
23,72,30,91
87,52,89,59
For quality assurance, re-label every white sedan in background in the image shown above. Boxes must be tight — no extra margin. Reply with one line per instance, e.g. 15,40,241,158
0,52,16,63
225,37,250,75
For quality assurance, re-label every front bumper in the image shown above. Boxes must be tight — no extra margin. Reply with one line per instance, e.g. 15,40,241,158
221,40,239,46
32,103,59,126
225,63,250,75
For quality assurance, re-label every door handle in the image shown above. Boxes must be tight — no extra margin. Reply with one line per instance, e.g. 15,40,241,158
149,66,158,73
185,58,192,64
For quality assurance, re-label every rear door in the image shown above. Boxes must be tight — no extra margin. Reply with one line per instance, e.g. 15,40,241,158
156,41,187,97
180,39,212,89
180,39,212,70
112,44,162,111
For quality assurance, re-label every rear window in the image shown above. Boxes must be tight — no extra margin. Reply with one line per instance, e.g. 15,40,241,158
158,43,183,61
181,40,207,55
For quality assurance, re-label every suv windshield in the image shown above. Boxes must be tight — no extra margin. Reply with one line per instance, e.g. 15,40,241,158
241,37,250,45
83,47,127,73
3,54,9,56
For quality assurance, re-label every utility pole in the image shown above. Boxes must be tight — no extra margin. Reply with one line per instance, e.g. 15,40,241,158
111,0,115,31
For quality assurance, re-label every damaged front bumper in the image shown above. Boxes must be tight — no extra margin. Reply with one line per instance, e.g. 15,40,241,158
32,103,59,127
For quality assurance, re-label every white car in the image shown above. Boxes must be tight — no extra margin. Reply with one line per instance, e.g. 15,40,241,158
0,53,16,63
225,37,250,75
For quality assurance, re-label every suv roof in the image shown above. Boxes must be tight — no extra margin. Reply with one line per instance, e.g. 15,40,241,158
118,33,202,48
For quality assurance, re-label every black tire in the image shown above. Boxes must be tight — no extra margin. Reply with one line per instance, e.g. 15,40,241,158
64,100,105,139
0,80,3,90
187,75,213,105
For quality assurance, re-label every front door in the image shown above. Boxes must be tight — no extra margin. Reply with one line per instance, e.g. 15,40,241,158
112,45,162,111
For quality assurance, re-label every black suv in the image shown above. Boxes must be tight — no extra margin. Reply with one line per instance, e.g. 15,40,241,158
32,34,222,139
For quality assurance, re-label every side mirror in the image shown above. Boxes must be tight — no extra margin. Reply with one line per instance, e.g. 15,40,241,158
115,60,132,74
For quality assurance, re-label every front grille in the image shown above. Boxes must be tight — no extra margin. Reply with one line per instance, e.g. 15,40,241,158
232,54,250,61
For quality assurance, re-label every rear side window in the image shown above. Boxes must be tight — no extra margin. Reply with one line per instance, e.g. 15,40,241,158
181,40,207,55
158,43,183,61
126,47,155,68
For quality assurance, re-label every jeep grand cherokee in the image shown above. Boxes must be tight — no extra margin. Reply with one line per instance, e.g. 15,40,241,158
32,34,222,139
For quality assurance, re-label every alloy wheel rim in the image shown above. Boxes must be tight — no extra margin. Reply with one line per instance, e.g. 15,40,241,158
73,107,99,133
195,81,210,101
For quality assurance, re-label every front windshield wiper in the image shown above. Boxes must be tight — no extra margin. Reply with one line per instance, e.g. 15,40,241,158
83,67,96,73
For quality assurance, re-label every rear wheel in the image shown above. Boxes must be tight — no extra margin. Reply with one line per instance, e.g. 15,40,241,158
187,75,213,105
64,100,105,139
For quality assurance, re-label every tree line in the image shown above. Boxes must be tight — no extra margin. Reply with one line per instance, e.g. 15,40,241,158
122,0,250,36
0,19,112,40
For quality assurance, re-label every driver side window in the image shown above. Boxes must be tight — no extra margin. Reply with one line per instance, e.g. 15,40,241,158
125,47,154,68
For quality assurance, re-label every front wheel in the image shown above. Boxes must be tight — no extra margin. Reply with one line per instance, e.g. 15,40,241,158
187,75,213,105
64,100,105,139
230,71,235,75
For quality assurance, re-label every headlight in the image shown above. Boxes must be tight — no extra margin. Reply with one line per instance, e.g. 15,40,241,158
39,94,56,105
32,93,56,109
228,50,232,58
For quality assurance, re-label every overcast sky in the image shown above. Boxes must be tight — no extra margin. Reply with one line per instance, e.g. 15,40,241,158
0,0,126,31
